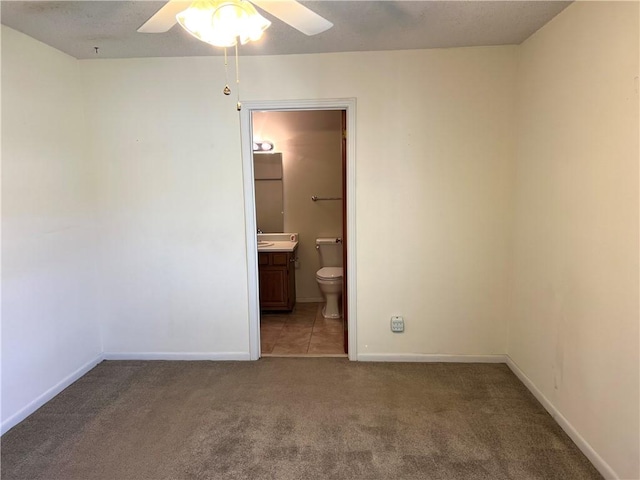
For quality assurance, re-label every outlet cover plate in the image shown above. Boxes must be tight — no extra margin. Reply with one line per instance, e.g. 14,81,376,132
391,316,404,333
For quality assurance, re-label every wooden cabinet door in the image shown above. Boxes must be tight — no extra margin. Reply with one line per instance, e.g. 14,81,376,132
258,251,296,311
271,253,288,266
259,268,287,306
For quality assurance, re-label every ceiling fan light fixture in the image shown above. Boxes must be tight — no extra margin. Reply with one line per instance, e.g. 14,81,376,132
176,0,271,48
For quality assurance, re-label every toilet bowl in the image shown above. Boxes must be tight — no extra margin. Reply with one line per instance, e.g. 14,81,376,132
316,267,343,319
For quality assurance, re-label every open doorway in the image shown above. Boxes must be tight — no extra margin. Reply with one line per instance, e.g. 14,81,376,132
254,110,344,356
239,99,356,360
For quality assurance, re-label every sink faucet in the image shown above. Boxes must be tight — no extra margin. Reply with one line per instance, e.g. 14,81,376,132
257,228,263,234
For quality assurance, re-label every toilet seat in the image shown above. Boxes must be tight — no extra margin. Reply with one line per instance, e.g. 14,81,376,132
316,267,343,280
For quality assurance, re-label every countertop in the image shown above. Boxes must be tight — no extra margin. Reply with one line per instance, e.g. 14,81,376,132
257,233,299,253
257,240,298,252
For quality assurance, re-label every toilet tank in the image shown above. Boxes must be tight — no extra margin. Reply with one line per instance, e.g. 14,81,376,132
316,238,343,267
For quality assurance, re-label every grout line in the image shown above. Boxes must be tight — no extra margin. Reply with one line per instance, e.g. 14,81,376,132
304,306,317,354
265,322,282,355
259,313,287,355
262,303,343,356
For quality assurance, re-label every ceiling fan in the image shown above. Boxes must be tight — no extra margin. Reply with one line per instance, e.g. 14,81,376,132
138,0,333,38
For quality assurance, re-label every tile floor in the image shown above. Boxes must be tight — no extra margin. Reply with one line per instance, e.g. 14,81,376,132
260,302,346,356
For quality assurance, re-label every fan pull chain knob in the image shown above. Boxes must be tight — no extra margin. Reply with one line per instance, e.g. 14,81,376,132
223,85,231,95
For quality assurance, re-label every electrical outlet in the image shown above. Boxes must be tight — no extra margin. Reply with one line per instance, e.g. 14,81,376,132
391,316,404,333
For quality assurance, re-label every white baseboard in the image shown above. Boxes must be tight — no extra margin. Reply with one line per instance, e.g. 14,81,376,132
1,353,104,435
505,356,618,480
357,353,507,363
0,349,617,479
296,297,324,303
103,352,251,361
358,353,617,478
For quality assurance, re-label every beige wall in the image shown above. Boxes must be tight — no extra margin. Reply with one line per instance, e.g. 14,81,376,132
3,3,638,475
1,27,102,428
509,2,639,478
81,57,252,355
80,45,517,358
253,110,343,302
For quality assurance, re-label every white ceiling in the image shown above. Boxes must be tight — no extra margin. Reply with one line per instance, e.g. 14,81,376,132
0,1,571,59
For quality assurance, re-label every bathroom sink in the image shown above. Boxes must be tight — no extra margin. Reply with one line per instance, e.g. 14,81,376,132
256,233,298,252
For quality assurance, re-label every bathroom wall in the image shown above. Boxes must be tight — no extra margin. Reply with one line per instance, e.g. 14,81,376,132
509,2,639,478
253,110,343,302
1,27,103,431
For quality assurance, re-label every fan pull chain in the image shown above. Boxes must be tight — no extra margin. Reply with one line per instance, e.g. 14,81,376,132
223,48,231,95
235,43,242,111
220,44,242,111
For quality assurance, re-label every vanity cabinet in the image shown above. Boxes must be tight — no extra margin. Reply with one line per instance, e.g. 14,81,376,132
258,251,296,311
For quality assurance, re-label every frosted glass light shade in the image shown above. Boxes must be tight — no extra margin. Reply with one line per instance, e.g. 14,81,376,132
253,140,274,151
177,0,271,48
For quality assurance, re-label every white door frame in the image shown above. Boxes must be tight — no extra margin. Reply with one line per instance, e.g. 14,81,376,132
239,98,357,361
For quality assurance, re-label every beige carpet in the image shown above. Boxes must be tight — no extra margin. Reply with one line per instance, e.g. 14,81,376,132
1,359,602,479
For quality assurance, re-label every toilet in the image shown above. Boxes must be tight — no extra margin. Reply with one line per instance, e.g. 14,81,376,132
315,238,343,319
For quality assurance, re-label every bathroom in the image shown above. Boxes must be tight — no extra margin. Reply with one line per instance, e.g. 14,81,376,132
253,109,346,356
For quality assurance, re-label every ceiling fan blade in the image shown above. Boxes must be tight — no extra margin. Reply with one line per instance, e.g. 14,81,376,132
137,1,191,33
251,0,333,36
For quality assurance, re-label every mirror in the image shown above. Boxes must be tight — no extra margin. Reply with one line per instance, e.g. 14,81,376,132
254,152,284,233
